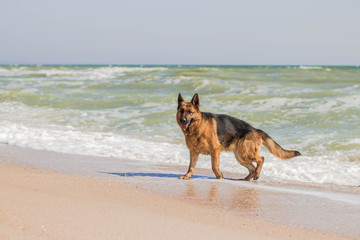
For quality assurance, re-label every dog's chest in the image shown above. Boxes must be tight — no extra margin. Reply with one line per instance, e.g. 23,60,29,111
185,134,218,155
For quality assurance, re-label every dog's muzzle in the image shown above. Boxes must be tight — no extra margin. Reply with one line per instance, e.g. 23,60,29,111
180,117,192,130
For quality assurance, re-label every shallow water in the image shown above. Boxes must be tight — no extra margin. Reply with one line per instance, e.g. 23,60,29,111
0,65,359,186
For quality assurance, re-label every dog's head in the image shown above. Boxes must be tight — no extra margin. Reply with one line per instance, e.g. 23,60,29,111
177,93,201,132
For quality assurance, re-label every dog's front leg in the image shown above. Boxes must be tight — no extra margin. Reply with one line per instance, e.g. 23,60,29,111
179,151,199,180
211,149,223,179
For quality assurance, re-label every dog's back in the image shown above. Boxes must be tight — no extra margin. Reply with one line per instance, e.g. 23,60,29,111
202,112,255,150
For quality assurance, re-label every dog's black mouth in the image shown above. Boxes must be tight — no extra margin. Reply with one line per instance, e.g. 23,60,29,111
181,119,192,130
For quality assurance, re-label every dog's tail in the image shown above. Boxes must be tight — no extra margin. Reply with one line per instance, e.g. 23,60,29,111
257,130,301,160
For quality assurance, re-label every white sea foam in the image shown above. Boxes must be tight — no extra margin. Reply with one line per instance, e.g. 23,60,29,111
0,115,359,187
299,66,323,70
251,97,307,110
248,94,360,114
0,66,168,80
194,79,210,90
0,120,188,165
308,94,360,112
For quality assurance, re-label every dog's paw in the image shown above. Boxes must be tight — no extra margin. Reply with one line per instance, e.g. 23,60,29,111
215,172,223,179
178,175,191,180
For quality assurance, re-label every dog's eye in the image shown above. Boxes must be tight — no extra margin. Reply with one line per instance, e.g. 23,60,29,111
189,111,193,114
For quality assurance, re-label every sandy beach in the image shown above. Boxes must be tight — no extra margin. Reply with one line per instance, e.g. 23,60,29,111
0,144,358,240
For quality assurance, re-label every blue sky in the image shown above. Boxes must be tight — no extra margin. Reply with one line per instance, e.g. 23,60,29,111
1,0,359,65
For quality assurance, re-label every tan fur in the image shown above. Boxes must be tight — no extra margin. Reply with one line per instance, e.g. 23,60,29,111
233,131,265,180
177,93,300,181
259,131,297,160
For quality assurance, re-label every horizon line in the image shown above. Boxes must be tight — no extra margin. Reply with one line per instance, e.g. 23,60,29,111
0,63,359,67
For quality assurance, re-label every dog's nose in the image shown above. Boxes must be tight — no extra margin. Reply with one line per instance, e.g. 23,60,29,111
180,117,187,124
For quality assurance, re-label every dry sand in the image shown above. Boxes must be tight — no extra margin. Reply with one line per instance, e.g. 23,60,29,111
0,145,358,240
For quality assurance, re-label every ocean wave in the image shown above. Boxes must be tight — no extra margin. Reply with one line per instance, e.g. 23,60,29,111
308,95,360,113
0,119,359,186
0,66,168,80
299,66,323,69
251,97,306,110
0,100,358,187
0,120,188,165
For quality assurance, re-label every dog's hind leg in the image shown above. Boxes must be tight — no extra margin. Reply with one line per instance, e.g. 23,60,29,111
234,132,263,181
238,160,256,181
234,151,255,180
253,156,264,180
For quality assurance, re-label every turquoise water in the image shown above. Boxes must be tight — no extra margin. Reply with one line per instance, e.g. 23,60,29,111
0,65,359,186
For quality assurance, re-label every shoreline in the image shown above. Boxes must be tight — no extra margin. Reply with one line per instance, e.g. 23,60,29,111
1,144,359,239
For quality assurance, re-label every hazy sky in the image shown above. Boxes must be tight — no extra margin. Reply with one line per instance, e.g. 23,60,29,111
1,0,359,65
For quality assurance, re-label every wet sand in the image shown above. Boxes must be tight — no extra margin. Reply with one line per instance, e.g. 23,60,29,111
0,144,359,239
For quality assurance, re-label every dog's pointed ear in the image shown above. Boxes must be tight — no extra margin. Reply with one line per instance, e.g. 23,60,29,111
178,93,185,106
191,93,200,109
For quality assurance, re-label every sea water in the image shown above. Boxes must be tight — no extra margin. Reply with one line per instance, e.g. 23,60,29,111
0,65,359,186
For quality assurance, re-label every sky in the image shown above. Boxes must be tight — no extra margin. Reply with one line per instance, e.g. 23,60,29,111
1,0,359,65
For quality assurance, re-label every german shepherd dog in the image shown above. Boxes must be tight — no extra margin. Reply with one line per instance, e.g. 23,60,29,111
177,93,301,181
